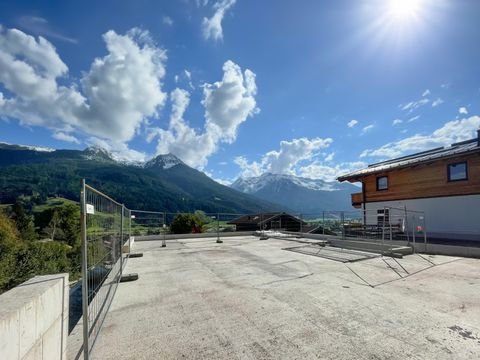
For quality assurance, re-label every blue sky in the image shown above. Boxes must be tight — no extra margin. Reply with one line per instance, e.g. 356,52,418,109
1,0,479,184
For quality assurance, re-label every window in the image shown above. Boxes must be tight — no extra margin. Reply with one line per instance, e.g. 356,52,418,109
448,162,468,182
376,176,388,191
377,209,390,226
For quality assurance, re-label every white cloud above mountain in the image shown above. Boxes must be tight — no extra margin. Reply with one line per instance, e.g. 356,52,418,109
0,26,167,146
52,131,79,144
360,116,480,159
148,60,259,168
235,137,338,179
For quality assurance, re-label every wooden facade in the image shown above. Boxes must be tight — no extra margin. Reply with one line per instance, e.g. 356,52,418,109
360,153,480,204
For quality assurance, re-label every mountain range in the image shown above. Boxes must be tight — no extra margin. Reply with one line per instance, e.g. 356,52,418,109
0,143,281,214
231,173,358,214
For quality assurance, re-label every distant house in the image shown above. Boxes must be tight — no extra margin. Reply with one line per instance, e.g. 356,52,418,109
228,212,306,232
337,132,480,241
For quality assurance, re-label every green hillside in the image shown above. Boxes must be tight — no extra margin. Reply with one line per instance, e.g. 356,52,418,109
0,144,283,213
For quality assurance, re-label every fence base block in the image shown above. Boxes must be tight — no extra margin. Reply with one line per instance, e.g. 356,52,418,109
120,273,139,282
129,253,144,258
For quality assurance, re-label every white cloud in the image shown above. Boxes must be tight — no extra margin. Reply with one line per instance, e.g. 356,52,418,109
202,0,236,42
407,115,420,123
432,98,444,107
392,119,403,126
202,60,258,142
148,60,259,168
360,116,480,159
347,119,358,128
0,26,168,160
235,137,333,177
324,152,335,162
87,137,147,163
16,16,77,44
422,89,430,97
162,16,174,26
400,98,429,113
361,124,375,134
299,161,367,182
52,131,79,144
459,107,468,115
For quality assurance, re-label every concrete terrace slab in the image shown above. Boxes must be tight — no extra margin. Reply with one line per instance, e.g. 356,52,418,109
91,236,480,360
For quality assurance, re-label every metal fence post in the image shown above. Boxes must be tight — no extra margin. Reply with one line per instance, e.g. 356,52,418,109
412,221,416,254
404,205,410,245
120,204,124,276
381,206,386,256
341,211,345,240
216,212,223,243
300,213,303,238
322,211,325,236
80,179,89,360
422,214,427,252
162,212,166,247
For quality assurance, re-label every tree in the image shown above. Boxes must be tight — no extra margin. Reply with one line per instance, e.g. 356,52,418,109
0,210,23,292
43,209,62,241
170,213,198,234
57,204,80,247
11,201,36,241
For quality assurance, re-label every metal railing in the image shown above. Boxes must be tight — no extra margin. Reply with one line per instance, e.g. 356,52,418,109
80,181,131,359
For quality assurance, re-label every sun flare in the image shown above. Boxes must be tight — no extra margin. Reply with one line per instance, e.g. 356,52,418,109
387,0,422,22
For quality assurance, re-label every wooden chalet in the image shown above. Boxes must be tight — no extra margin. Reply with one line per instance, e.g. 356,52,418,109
337,131,480,241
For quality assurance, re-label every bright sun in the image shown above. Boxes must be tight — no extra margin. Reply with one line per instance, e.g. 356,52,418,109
387,0,422,22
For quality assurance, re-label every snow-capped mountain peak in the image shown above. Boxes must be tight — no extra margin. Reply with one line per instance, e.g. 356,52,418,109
232,173,341,193
82,146,115,162
144,153,184,170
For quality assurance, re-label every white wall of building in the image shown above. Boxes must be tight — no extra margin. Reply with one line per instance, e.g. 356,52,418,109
365,194,480,240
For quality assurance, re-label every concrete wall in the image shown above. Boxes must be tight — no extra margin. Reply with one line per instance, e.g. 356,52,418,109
365,195,480,240
0,274,69,360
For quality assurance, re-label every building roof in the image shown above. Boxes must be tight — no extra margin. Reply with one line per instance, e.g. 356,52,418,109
338,137,480,182
227,212,303,225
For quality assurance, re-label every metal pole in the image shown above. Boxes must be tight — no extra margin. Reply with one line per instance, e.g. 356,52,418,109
412,222,416,254
322,211,325,236
404,205,410,245
120,204,124,276
389,208,393,255
128,209,131,255
422,215,427,252
162,212,166,247
300,213,303,238
381,206,386,256
216,213,222,243
80,179,90,360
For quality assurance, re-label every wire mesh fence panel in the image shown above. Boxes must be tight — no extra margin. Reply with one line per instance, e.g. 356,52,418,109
130,210,165,236
80,181,129,359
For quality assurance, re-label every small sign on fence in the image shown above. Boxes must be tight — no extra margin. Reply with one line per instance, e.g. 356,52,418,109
86,204,95,214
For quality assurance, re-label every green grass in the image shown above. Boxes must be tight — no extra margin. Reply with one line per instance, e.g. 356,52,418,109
33,197,78,213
